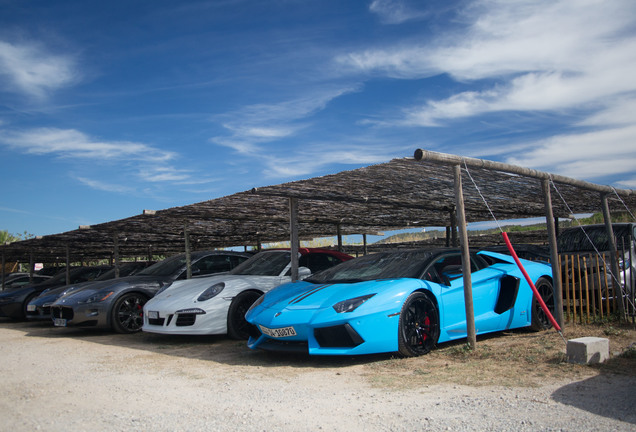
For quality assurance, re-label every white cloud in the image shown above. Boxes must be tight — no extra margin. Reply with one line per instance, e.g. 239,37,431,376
211,86,358,153
74,177,133,193
338,0,636,125
505,124,636,180
0,128,176,162
0,40,78,98
369,0,430,24
262,143,404,178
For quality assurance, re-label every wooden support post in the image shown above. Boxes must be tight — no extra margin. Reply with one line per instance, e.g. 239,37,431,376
184,224,192,279
29,249,34,283
1,251,5,291
445,226,451,247
453,164,476,350
542,179,564,326
600,193,626,319
65,245,71,285
147,246,152,264
450,208,458,247
113,235,120,278
337,224,343,252
363,234,368,256
289,197,299,281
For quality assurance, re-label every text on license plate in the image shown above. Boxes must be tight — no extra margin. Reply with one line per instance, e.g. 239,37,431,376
147,311,159,319
53,318,67,327
27,304,36,312
259,325,296,338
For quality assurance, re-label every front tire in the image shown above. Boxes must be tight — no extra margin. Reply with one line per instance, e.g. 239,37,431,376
398,292,440,357
530,277,554,331
111,293,147,334
227,291,262,340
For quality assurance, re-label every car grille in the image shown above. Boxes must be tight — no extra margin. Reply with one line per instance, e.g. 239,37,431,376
258,338,309,353
51,306,74,320
148,317,165,326
314,324,364,348
175,313,197,326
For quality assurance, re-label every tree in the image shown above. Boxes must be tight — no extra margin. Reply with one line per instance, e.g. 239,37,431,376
0,230,21,244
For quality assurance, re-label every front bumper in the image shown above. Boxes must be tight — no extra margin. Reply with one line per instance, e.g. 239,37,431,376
247,306,400,356
50,302,110,328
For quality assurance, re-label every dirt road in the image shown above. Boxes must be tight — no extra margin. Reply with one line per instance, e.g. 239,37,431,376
0,319,634,431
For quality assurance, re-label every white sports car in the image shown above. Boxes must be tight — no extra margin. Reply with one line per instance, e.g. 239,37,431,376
142,248,352,339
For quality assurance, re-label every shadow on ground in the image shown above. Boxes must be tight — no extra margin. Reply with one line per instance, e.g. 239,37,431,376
552,372,636,424
0,318,394,369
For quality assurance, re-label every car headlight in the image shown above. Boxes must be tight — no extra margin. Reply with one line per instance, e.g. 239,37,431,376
79,291,114,304
197,282,225,302
332,294,376,313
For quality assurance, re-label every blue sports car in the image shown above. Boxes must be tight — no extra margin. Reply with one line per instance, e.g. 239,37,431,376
245,248,554,356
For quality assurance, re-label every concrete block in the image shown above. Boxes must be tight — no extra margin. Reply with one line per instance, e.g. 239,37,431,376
567,337,609,364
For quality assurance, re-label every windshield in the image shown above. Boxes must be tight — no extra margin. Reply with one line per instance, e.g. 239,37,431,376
137,254,186,277
230,251,291,276
558,225,634,252
94,263,147,281
307,250,438,283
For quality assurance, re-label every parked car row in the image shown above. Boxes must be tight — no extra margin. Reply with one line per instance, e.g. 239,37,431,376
0,245,557,357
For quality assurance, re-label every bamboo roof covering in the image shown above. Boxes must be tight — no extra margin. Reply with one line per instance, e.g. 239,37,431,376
3,149,635,263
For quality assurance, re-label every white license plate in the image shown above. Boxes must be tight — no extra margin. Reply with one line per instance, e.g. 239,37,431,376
147,311,159,319
53,318,67,327
27,304,36,312
259,325,296,338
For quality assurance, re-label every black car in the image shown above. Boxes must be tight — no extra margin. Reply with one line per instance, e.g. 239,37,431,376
26,261,153,321
1,273,52,291
0,265,113,320
558,223,635,294
50,250,251,333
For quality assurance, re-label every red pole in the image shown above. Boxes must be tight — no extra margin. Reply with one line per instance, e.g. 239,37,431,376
502,232,561,332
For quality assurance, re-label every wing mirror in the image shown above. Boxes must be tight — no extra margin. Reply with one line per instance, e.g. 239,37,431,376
298,266,312,279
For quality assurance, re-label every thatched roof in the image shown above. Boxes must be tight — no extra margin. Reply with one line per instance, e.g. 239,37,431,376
3,150,635,263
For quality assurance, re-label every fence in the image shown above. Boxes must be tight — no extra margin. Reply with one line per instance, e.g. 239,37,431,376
558,238,635,323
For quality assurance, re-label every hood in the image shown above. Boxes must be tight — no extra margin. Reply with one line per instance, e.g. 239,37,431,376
54,275,171,304
153,274,279,301
258,279,411,311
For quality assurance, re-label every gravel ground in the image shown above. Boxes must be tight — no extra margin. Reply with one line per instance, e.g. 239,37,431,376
0,319,634,432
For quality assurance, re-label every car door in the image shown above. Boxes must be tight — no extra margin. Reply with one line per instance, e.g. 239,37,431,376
433,252,505,338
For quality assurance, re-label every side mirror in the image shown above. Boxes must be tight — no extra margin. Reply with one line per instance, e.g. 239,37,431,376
298,266,312,279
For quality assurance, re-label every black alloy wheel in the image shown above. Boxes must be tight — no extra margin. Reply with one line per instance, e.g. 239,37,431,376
398,292,440,357
227,290,262,340
530,277,555,331
111,293,147,334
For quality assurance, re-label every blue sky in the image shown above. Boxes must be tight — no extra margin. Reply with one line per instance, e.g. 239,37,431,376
1,0,635,238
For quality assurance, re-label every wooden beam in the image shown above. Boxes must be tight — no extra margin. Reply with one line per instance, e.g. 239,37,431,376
289,197,299,281
542,179,563,326
184,224,192,279
453,164,476,350
601,193,626,319
415,149,636,196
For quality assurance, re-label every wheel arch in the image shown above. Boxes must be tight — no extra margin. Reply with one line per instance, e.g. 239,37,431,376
106,289,151,327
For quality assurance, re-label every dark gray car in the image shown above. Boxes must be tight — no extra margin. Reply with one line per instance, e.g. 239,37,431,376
26,261,153,321
50,250,251,333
